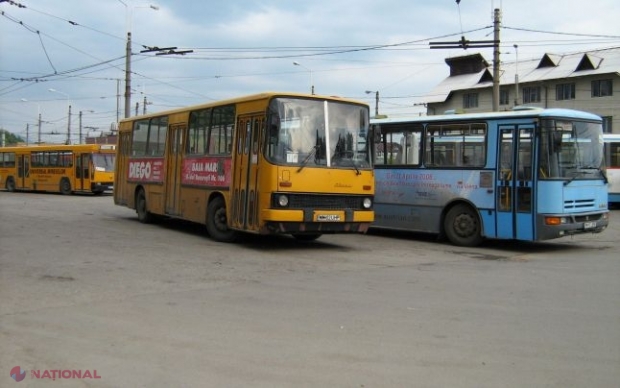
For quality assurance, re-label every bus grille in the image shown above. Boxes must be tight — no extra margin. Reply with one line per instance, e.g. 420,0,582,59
272,194,370,210
564,199,596,209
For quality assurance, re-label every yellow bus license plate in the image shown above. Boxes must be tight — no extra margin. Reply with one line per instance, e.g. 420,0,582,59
314,213,342,222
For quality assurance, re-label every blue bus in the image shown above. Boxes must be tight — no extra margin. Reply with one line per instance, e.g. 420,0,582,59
370,107,609,246
603,134,620,204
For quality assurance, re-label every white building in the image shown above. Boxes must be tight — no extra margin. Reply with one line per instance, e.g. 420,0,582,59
424,47,620,133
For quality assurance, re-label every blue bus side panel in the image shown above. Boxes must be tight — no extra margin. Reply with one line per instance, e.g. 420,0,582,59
374,169,496,234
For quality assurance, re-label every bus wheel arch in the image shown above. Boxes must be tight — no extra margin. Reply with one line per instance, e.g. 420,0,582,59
135,186,153,223
59,177,72,195
5,176,16,192
442,201,484,247
206,194,237,243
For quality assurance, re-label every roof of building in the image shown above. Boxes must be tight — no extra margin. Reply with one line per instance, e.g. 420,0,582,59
424,46,620,104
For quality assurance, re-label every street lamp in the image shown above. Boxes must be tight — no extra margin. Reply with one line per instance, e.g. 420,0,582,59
20,98,42,144
48,88,71,144
365,90,379,117
118,0,159,118
514,44,520,106
293,61,314,95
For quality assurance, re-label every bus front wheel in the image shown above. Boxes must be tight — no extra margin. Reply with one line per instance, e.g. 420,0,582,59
60,178,72,195
443,204,483,247
206,197,237,243
6,177,16,192
136,189,153,223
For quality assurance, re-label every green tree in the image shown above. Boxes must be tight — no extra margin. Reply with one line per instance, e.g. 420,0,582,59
0,129,25,146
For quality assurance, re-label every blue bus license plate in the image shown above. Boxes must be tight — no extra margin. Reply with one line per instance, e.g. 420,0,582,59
583,221,596,229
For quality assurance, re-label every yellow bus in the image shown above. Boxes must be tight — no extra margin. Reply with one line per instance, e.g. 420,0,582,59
114,92,374,242
0,144,115,195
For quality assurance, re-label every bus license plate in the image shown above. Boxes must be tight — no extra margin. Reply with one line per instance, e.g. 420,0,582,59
316,214,341,222
583,221,596,229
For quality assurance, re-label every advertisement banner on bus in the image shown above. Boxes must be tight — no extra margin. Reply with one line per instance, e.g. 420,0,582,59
128,158,164,183
181,157,231,186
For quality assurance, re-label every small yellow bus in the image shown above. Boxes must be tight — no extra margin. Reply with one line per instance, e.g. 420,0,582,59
114,92,374,242
0,144,115,195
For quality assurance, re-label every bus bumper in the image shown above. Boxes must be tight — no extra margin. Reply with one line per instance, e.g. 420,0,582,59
260,209,373,234
536,211,609,240
91,182,114,192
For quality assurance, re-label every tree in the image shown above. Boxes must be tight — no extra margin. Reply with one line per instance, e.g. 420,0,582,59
0,129,25,146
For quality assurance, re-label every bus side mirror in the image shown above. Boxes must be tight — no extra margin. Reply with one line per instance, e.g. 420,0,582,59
371,126,381,143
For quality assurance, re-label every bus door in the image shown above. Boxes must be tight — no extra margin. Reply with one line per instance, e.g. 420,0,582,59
75,153,92,191
496,125,535,240
231,114,263,231
165,124,184,216
17,154,30,189
115,132,131,205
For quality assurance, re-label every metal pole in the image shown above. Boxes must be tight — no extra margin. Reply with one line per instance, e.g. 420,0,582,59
67,105,72,144
26,124,29,145
37,113,42,144
125,32,132,118
514,44,520,106
375,91,379,116
79,111,83,144
117,78,121,123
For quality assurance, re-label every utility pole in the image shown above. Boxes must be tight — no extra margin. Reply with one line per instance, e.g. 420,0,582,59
491,8,501,112
429,8,502,112
125,31,132,118
37,112,42,144
26,124,29,145
67,105,72,144
514,44,520,106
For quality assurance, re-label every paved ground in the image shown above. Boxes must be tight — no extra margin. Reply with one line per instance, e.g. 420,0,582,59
1,192,619,387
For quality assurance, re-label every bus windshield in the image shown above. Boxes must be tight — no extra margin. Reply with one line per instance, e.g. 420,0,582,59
265,98,371,169
539,119,604,180
93,153,115,172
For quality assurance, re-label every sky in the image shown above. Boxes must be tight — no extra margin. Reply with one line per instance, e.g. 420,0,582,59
1,0,620,144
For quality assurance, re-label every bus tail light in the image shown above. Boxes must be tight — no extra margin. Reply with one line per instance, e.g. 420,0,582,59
545,216,567,226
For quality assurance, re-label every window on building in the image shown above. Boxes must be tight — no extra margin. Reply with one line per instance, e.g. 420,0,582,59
602,116,613,133
522,87,541,103
555,83,575,100
500,89,510,105
463,93,478,108
592,79,613,97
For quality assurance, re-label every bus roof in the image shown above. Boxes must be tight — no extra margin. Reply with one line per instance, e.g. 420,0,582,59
371,107,602,125
0,144,115,152
118,91,368,123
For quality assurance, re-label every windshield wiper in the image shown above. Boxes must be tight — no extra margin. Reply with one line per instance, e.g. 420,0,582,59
296,145,318,173
563,170,588,186
339,157,361,175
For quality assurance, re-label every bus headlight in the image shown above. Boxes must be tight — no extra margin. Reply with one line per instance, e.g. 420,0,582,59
277,194,289,207
362,197,373,209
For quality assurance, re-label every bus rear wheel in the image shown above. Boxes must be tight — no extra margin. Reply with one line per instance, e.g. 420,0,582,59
443,204,483,247
206,197,237,243
6,177,16,192
59,178,72,195
136,189,153,223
